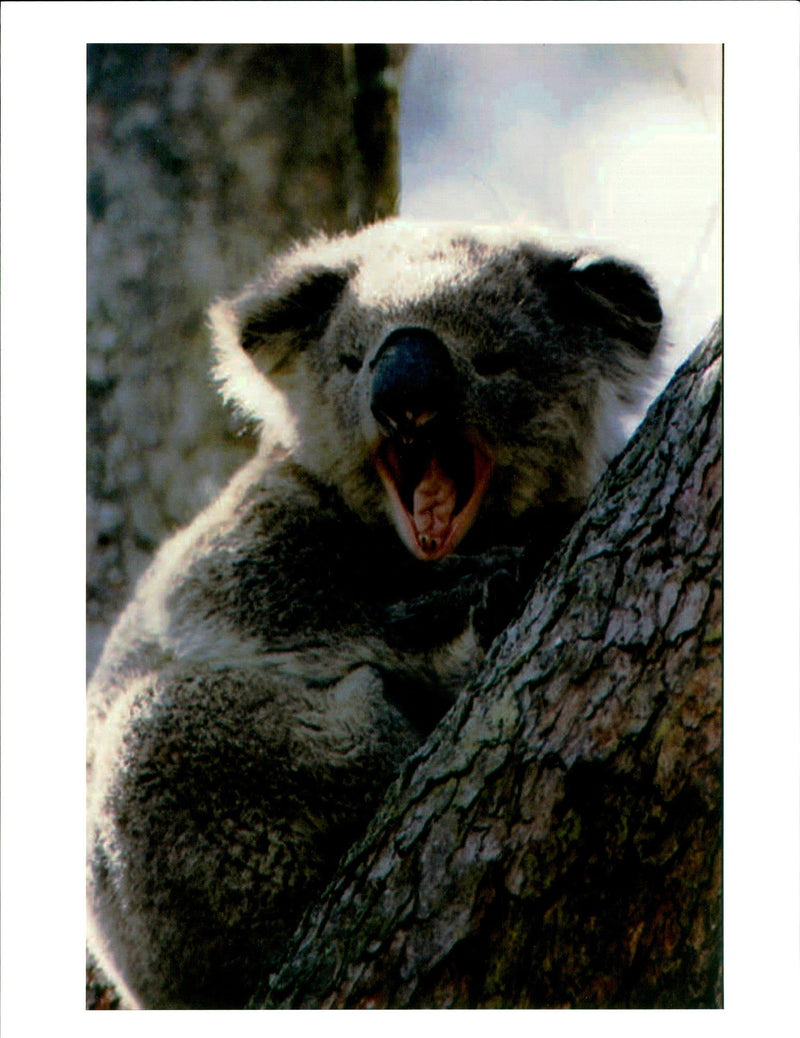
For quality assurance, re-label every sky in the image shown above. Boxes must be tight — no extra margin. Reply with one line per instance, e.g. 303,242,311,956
399,44,721,363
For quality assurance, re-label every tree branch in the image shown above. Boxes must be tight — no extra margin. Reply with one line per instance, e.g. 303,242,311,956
260,322,722,1009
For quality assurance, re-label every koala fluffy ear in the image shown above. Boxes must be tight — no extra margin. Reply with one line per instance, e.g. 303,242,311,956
210,259,356,427
232,264,355,374
554,254,663,357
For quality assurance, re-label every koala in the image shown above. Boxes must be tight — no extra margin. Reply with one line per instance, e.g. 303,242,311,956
86,219,663,1009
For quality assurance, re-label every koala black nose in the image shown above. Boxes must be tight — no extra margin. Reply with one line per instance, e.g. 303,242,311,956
370,328,459,440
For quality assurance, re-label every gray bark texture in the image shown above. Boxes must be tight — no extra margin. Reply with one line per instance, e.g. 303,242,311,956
257,322,722,1010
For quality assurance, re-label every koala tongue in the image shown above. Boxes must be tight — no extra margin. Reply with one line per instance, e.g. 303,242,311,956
412,456,457,550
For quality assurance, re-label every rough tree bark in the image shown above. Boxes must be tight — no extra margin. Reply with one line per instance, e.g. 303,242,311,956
257,322,722,1010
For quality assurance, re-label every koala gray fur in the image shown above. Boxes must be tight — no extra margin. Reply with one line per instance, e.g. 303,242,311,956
87,219,664,1008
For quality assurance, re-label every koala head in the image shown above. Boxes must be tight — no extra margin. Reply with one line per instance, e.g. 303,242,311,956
210,221,663,561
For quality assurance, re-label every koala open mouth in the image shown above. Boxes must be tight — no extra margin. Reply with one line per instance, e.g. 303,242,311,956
369,327,493,560
374,433,493,562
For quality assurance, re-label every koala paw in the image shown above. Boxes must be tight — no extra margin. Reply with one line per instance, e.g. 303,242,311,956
472,566,528,649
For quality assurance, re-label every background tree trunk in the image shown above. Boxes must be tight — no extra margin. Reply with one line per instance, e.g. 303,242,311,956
87,44,408,676
259,322,722,1010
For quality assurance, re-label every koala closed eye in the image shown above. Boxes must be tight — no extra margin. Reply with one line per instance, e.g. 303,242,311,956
472,350,517,377
338,352,362,373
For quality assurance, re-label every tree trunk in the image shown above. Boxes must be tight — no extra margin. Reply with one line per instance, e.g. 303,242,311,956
87,44,408,676
259,322,722,1010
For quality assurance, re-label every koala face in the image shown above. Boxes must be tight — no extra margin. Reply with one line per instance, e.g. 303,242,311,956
211,221,663,561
